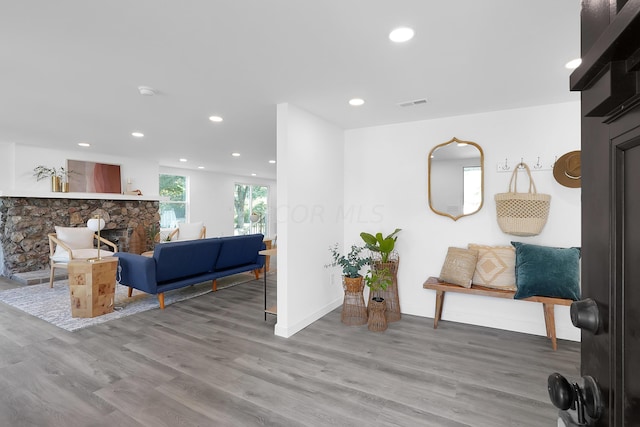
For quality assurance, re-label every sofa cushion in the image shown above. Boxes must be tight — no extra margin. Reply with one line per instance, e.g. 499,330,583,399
51,248,115,262
215,234,264,271
154,238,221,283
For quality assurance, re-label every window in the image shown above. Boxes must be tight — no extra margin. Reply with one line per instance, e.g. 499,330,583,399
159,174,187,228
234,184,268,235
463,166,482,214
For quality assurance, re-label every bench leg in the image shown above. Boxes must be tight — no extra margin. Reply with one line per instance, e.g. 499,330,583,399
128,287,133,297
542,303,557,351
254,269,260,280
434,290,445,329
212,280,217,292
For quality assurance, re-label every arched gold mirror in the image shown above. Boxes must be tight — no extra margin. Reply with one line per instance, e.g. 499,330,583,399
428,137,484,221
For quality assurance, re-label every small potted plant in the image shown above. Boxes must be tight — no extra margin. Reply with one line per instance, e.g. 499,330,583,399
326,243,370,325
364,267,392,332
360,228,402,322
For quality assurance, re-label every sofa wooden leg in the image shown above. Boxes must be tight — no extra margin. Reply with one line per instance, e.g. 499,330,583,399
254,269,260,280
128,287,133,297
212,280,217,292
158,293,165,309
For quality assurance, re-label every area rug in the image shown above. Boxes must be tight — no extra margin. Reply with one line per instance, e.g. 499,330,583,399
0,273,258,332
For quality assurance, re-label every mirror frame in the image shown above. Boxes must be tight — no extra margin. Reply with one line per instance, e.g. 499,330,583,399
428,137,484,221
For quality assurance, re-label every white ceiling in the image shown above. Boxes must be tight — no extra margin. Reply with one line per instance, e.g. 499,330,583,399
0,1,581,180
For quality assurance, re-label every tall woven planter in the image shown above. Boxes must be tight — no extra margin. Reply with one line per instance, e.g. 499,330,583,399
367,298,387,332
369,258,400,322
341,276,367,325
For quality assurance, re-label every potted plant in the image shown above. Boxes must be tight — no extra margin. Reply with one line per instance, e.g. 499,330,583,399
33,165,72,192
364,267,392,332
326,243,370,325
360,228,401,263
360,228,402,322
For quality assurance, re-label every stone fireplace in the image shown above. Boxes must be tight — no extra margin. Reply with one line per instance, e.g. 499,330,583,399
0,195,160,277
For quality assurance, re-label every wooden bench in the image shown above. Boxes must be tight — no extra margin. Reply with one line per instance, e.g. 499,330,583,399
422,277,572,351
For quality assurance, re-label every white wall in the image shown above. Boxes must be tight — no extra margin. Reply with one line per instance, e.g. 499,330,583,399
275,103,345,337
159,166,277,238
0,144,159,195
344,101,581,341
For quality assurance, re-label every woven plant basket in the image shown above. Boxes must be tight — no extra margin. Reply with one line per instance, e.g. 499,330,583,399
341,276,367,325
367,298,387,332
369,257,400,322
495,163,551,237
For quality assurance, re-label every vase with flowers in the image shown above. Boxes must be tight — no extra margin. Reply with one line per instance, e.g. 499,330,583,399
33,165,71,192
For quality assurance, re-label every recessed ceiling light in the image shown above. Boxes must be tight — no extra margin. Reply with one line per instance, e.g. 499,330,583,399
268,160,276,164
209,116,223,122
565,58,582,69
389,27,414,43
251,173,257,176
131,132,144,138
197,166,205,169
349,98,365,106
179,158,187,162
231,152,241,157
138,86,156,96
78,142,91,147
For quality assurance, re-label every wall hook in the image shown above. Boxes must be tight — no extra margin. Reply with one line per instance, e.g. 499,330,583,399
533,156,543,169
499,158,511,171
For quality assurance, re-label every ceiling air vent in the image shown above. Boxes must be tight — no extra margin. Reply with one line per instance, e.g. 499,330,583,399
398,98,427,107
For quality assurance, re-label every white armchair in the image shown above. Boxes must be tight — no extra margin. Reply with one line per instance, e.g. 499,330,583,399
166,221,206,241
48,226,118,287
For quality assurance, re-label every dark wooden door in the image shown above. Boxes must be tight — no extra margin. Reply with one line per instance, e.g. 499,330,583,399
549,1,640,426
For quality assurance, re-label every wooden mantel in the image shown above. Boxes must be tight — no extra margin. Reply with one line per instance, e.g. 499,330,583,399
0,190,165,202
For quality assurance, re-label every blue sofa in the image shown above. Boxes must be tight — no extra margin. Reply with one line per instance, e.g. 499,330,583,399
114,234,265,309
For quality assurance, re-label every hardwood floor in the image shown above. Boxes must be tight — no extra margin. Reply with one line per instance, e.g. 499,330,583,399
0,275,579,426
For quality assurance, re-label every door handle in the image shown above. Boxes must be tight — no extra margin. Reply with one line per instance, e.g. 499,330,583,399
548,373,604,425
570,298,601,334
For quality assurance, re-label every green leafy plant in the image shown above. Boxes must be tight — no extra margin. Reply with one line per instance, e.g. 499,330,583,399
33,165,74,181
364,267,392,293
360,228,402,262
326,244,370,278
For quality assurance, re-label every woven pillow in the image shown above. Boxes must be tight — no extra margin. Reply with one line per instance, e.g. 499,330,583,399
439,247,478,288
468,244,516,290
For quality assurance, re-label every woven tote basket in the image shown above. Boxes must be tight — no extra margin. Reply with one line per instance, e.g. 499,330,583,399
495,163,551,237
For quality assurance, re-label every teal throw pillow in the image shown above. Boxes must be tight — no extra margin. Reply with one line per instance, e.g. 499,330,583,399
511,242,581,300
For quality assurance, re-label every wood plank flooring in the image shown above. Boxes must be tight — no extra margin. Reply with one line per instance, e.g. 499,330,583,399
0,275,579,426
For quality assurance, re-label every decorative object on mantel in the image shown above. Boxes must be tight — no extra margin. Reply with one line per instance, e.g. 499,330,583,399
67,159,121,194
495,162,551,237
32,165,71,192
553,150,581,188
326,244,370,325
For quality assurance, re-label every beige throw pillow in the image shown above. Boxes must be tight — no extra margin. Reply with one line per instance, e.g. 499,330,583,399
468,244,516,290
439,247,478,288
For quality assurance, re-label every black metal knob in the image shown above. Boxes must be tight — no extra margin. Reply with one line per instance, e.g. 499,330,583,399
548,372,575,411
570,298,601,334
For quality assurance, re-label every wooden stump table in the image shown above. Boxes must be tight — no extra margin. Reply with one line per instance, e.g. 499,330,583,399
68,257,118,318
